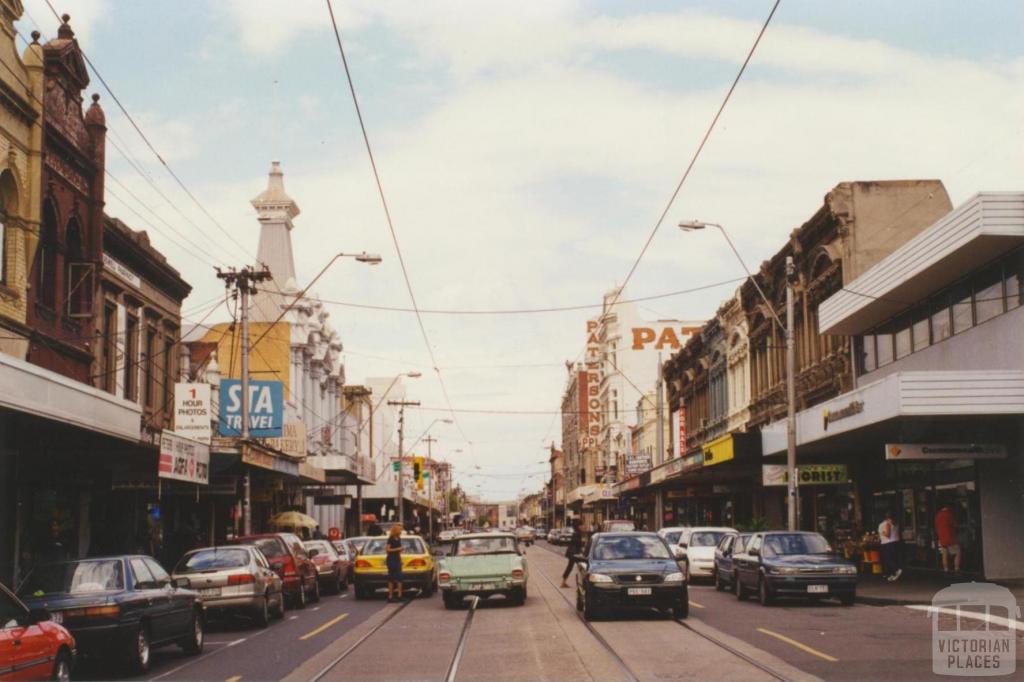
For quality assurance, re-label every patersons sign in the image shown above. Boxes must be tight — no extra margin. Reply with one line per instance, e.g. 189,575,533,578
631,326,702,351
580,319,603,449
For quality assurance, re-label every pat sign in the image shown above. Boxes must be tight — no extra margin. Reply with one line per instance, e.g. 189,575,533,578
219,379,284,437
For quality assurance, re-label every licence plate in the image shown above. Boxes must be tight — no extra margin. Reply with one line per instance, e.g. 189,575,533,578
474,583,497,591
50,611,63,624
807,585,828,594
627,587,652,596
199,587,221,597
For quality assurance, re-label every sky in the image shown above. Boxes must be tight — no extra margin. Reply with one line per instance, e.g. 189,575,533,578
20,1,1024,501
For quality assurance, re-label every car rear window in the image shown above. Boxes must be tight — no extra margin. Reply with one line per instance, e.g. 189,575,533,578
175,548,250,573
254,538,286,558
305,541,334,557
363,538,425,555
20,559,124,596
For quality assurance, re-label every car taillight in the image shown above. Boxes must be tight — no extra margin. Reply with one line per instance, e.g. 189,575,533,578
511,569,524,578
408,558,427,568
438,572,450,583
63,605,120,619
228,574,255,585
355,559,372,569
282,557,297,577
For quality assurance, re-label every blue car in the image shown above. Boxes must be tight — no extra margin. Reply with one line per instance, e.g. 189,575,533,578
733,531,858,606
18,555,204,674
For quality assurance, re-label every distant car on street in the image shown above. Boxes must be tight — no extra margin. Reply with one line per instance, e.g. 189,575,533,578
574,532,688,621
1,581,76,681
438,533,528,609
599,520,636,533
514,526,534,547
733,531,857,606
438,529,461,542
304,540,352,594
657,526,689,547
18,555,204,674
533,528,548,540
172,545,285,627
551,528,574,546
713,533,752,592
229,533,319,608
678,527,736,579
345,536,374,555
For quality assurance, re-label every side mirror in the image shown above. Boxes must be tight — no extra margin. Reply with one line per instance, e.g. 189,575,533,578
172,577,190,589
673,546,687,560
678,542,688,549
308,549,319,558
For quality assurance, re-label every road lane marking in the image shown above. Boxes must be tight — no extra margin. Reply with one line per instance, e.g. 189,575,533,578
225,676,242,682
289,616,298,620
148,635,261,681
689,600,705,608
312,606,321,611
907,605,1024,631
300,612,350,640
756,627,838,662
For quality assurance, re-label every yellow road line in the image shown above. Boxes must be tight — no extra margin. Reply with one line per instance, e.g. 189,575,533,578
299,612,349,641
225,676,242,682
756,627,838,662
689,600,705,609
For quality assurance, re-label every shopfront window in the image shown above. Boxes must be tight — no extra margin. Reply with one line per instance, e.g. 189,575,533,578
951,284,972,334
912,315,930,353
973,266,1004,325
876,333,894,367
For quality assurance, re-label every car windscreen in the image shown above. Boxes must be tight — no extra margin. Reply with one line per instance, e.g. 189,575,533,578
253,538,287,559
20,559,124,596
455,537,517,556
762,533,830,557
663,531,682,545
175,548,250,573
689,531,728,548
591,536,671,560
363,538,425,555
304,541,335,557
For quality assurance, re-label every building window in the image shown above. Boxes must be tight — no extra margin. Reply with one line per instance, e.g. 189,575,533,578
973,266,1004,325
144,326,156,407
0,208,6,284
912,315,930,353
894,323,912,360
37,200,58,309
951,284,972,334
876,333,894,367
163,336,175,418
124,313,138,401
861,336,877,372
931,297,951,343
102,303,117,393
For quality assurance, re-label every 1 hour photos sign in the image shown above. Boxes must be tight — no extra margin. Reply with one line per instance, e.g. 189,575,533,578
218,379,285,437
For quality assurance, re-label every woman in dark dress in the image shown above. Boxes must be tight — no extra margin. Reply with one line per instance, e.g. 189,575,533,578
385,525,404,602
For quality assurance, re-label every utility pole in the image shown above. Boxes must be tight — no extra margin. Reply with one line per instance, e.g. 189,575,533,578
654,353,665,531
216,265,272,536
424,435,437,540
785,256,799,531
388,399,419,528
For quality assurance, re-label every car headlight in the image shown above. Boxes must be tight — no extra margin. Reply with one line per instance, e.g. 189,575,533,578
834,565,857,575
663,572,685,583
588,573,613,584
768,566,800,575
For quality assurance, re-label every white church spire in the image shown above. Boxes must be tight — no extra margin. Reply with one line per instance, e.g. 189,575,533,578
251,161,300,322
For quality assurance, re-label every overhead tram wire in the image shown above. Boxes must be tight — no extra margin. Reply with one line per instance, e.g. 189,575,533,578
324,0,471,452
41,0,258,262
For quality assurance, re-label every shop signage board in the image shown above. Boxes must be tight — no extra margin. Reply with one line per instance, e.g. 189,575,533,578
102,253,142,289
262,421,307,458
702,435,735,467
885,443,1006,460
219,379,284,437
158,431,210,485
173,383,212,444
241,445,275,471
762,464,848,486
671,408,687,458
625,454,651,476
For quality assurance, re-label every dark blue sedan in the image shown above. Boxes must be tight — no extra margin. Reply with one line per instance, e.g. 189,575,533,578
574,532,689,621
18,555,204,674
733,531,858,606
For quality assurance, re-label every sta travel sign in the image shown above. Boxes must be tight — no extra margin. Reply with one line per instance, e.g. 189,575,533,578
219,379,284,437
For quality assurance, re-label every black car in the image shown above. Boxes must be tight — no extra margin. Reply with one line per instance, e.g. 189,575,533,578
574,532,688,621
733,531,857,606
18,555,204,673
713,532,752,592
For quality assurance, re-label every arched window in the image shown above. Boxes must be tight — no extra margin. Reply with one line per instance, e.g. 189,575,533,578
0,170,16,285
65,218,93,317
36,200,58,308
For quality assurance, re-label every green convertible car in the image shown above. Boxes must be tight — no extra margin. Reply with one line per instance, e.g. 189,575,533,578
437,532,528,609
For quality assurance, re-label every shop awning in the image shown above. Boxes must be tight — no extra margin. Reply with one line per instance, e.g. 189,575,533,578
0,352,142,442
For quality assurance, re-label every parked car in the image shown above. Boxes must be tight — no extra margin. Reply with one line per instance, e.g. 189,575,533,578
533,528,548,540
657,526,689,547
678,527,736,579
303,540,351,594
713,533,752,592
599,520,636,533
345,536,374,555
172,545,284,627
438,529,461,542
17,556,203,674
1,581,76,681
551,528,575,546
546,529,559,543
574,532,688,621
229,533,319,608
353,535,437,599
438,533,528,609
733,531,857,606
514,527,534,547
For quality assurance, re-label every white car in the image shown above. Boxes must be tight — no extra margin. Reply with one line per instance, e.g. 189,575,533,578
657,526,690,547
438,529,461,542
679,527,736,578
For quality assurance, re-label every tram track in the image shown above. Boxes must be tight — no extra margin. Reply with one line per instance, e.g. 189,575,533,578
532,541,794,682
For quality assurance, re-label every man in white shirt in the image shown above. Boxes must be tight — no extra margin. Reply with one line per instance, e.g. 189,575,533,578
878,512,902,581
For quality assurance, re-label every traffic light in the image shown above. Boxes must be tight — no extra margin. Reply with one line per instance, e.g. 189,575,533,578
414,456,424,490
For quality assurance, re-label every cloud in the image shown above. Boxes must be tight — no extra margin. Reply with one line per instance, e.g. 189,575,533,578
21,0,108,40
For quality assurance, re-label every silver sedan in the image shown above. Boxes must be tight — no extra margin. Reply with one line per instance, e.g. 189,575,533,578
172,545,285,627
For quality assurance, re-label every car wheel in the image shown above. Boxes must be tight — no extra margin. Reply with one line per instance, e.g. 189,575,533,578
254,594,270,628
673,597,689,620
443,592,459,610
840,592,855,606
334,573,343,595
181,609,205,655
272,591,286,619
340,571,349,591
582,588,600,621
128,623,151,674
735,573,747,601
354,584,367,600
310,577,321,603
296,583,308,609
510,587,525,606
758,576,773,606
575,586,583,612
714,567,724,591
51,649,72,682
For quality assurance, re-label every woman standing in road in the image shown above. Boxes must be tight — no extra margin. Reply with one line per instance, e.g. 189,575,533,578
385,525,404,602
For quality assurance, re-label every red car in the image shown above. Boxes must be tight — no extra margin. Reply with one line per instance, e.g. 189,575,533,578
1,582,75,681
303,540,352,594
229,533,319,608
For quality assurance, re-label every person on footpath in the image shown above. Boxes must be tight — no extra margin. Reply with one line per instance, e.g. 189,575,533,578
385,524,404,602
878,511,902,581
934,504,961,575
560,518,582,588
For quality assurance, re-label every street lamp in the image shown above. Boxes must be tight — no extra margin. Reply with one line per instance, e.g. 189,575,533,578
680,220,798,531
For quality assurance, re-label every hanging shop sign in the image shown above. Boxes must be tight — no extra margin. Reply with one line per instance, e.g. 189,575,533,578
630,325,702,351
262,421,307,458
885,443,1006,461
174,383,212,444
702,435,735,467
672,407,687,459
582,320,603,449
298,461,326,483
762,464,848,487
219,379,284,437
625,454,651,476
158,431,210,485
